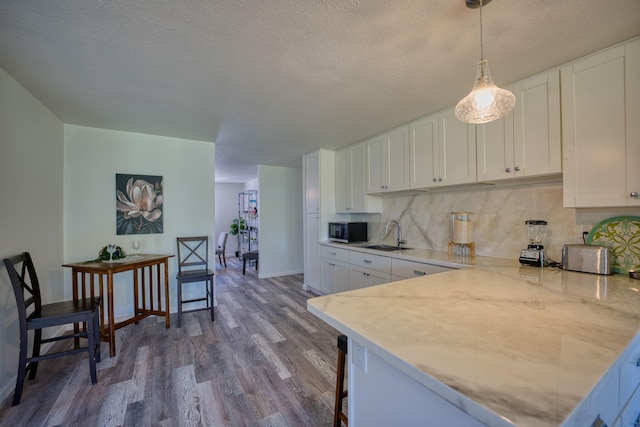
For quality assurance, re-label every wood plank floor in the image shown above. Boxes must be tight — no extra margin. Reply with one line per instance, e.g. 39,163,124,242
0,258,346,426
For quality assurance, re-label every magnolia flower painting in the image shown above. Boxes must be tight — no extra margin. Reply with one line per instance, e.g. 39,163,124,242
116,174,164,235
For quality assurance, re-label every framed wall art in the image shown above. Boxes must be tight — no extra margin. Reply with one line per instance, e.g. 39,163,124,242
115,173,164,235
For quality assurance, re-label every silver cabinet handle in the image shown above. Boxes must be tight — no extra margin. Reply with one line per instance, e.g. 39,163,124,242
636,357,640,367
438,177,443,182
363,272,370,277
515,166,520,171
329,252,336,256
329,263,335,267
631,192,640,199
363,259,372,264
433,178,438,182
506,167,511,173
413,270,426,276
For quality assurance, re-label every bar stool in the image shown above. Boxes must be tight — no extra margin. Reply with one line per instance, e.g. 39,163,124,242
334,334,348,427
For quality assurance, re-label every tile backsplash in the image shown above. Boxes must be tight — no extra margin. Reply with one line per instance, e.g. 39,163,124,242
358,182,638,262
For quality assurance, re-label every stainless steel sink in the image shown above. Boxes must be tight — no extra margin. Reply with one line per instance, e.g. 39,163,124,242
363,244,412,252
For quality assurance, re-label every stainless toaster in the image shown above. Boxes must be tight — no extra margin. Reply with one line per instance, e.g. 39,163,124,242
562,244,613,275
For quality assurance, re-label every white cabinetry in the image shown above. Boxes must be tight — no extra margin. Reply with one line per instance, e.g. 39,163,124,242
336,143,381,213
303,149,335,292
477,70,562,182
320,246,350,294
562,38,640,207
348,251,392,290
409,108,476,189
391,259,453,282
366,126,410,194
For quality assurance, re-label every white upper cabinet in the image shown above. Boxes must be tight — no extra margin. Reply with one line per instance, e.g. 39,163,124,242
438,107,477,186
477,70,561,182
409,114,439,189
562,38,640,207
304,150,321,214
366,126,410,194
409,108,476,189
336,143,381,213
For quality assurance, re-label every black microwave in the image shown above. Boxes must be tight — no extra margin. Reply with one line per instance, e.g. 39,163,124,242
328,222,368,243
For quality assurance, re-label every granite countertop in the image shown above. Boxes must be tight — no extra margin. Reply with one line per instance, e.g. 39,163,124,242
307,262,640,426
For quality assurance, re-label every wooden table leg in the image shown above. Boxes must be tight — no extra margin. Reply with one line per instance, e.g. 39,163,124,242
108,270,116,357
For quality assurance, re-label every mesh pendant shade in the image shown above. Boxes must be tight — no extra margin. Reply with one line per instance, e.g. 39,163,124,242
455,59,515,124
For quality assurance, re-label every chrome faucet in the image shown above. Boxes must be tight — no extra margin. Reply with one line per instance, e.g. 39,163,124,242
385,220,406,249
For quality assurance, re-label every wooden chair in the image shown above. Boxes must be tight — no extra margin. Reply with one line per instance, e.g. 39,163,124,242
176,236,214,327
215,232,228,267
3,252,101,406
334,334,348,426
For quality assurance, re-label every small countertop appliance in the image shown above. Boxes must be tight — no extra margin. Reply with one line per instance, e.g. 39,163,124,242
519,220,548,267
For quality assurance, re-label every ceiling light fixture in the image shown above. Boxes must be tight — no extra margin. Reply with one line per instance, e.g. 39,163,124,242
455,0,515,124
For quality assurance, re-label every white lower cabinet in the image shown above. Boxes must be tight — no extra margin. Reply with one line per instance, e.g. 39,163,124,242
320,246,351,294
350,266,391,290
391,259,453,281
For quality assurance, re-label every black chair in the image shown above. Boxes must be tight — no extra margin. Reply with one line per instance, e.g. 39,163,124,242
242,250,259,275
176,236,214,327
3,252,101,406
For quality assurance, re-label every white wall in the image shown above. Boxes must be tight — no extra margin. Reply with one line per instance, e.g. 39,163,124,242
215,182,244,259
64,125,215,317
0,67,65,400
258,165,303,278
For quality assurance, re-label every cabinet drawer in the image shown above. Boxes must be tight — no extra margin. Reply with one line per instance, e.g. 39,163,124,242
392,259,453,279
320,246,351,262
350,266,391,290
349,251,391,273
620,339,640,407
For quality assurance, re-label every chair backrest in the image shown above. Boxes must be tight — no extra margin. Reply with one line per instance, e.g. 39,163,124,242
176,236,210,274
217,232,228,250
3,252,42,330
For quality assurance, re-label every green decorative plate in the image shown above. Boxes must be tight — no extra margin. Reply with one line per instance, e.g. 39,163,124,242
586,216,640,274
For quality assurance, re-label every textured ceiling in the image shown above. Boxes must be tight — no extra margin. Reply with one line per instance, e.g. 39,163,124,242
1,1,639,183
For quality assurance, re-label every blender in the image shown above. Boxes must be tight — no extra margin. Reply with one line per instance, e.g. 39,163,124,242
519,220,548,267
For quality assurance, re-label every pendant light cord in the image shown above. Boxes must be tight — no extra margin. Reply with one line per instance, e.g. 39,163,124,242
479,0,484,60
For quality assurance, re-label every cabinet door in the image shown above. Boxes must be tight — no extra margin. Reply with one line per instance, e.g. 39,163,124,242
409,114,439,188
438,108,477,186
562,39,640,207
335,149,350,213
366,134,386,193
320,258,337,294
349,143,370,212
386,126,410,192
514,70,561,178
322,258,350,294
304,214,321,290
304,151,320,213
477,94,515,182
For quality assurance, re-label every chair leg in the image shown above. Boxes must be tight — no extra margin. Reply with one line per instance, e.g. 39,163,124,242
28,328,42,380
223,253,227,267
243,258,247,275
87,316,97,384
209,278,215,321
334,335,348,427
12,329,29,406
94,308,101,363
177,281,183,328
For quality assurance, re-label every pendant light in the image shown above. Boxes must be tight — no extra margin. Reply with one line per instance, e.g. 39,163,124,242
455,0,515,124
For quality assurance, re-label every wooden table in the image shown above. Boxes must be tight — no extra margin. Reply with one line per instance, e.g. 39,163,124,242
63,254,172,357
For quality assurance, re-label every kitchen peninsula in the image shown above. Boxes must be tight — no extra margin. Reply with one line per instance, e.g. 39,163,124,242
308,258,640,427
